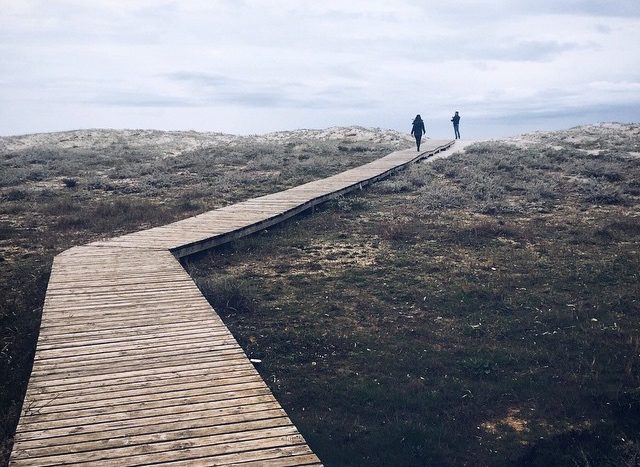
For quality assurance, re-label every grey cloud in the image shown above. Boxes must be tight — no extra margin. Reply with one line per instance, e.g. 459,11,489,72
326,65,366,81
0,2,164,46
375,35,589,64
472,62,496,71
540,1,640,18
214,90,299,108
92,91,198,107
444,39,590,63
481,40,585,62
317,8,401,23
208,86,377,110
164,71,294,106
595,23,612,34
485,102,640,124
94,73,377,110
164,72,236,87
404,0,640,19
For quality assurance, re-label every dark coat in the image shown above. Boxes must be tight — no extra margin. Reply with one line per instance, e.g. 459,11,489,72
411,119,425,136
452,114,460,125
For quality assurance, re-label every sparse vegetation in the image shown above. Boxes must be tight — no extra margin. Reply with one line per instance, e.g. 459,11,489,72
0,126,411,463
2,123,639,465
61,177,77,188
184,123,640,466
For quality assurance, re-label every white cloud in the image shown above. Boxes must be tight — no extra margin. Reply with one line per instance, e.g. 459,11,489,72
0,0,638,137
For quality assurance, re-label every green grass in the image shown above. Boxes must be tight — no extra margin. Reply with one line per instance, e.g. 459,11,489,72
185,123,640,466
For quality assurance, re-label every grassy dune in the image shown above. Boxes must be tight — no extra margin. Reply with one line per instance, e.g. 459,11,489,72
185,123,640,466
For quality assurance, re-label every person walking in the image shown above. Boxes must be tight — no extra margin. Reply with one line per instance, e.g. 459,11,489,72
451,111,461,139
411,114,426,151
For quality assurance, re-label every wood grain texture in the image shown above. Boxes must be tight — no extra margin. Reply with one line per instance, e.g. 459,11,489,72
10,140,453,465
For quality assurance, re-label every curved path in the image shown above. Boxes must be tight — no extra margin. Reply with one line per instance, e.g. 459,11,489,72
10,139,456,466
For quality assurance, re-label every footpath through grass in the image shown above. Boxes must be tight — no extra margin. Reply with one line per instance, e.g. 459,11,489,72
185,124,640,466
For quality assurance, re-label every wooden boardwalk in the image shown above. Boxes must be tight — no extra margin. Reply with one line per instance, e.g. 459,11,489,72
10,140,453,466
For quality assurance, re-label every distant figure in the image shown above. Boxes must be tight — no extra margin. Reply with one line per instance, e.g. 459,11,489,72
411,114,426,151
451,111,461,139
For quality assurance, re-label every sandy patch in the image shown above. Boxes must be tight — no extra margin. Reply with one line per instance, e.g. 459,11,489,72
481,408,529,435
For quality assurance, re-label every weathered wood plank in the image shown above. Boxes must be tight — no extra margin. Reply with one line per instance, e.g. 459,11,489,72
14,401,286,442
12,419,296,462
12,415,291,452
24,369,261,404
20,388,274,425
30,349,247,379
25,380,268,414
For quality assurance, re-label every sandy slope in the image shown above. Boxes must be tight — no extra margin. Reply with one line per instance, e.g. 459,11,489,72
0,127,415,157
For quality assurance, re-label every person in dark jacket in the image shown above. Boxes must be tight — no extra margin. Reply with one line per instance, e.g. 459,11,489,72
411,114,426,151
451,111,461,139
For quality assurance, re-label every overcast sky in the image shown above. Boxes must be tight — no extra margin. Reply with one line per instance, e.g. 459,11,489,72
1,1,639,138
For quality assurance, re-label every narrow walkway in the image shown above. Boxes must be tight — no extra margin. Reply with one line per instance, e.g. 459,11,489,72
11,139,455,466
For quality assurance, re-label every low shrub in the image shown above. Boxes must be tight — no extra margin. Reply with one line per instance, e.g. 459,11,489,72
4,190,28,201
417,181,465,211
62,177,78,188
43,198,82,216
376,178,416,193
581,180,626,205
448,220,521,246
525,179,559,202
0,222,17,240
0,168,27,187
196,275,259,314
331,195,369,212
378,218,427,243
86,177,115,191
25,169,46,182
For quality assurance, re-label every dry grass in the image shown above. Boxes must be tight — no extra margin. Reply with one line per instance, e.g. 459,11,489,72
185,123,640,466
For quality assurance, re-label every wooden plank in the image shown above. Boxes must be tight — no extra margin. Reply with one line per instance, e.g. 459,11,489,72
31,349,247,379
26,380,268,414
34,328,229,351
13,433,309,467
34,428,301,466
25,363,262,400
18,394,278,433
153,444,315,467
236,454,323,467
43,287,205,303
14,401,285,442
36,319,222,342
81,435,308,467
30,348,247,378
12,418,295,461
45,281,196,296
33,341,240,367
38,316,218,336
28,357,252,388
33,334,236,360
12,414,291,452
40,296,216,315
13,412,292,454
24,369,261,404
21,387,274,424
